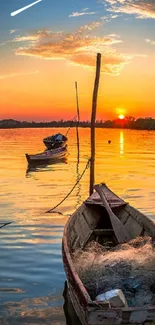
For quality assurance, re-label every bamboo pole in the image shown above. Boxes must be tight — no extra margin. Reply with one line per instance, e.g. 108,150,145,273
75,81,80,122
89,53,101,195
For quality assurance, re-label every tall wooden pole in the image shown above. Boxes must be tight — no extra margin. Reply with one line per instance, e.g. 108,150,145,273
75,82,80,122
89,53,101,195
75,81,80,164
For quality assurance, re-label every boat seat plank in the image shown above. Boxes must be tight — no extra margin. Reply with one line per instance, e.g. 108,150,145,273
93,229,114,236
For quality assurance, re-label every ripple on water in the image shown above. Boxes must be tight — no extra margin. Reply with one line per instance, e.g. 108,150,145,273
0,128,155,324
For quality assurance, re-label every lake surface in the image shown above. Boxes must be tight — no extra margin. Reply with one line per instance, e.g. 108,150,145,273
0,127,155,324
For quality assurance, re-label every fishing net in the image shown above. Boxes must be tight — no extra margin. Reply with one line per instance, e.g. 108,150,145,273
72,237,155,307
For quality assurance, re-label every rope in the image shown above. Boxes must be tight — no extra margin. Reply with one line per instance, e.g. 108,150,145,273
46,158,91,213
0,222,12,229
65,114,77,136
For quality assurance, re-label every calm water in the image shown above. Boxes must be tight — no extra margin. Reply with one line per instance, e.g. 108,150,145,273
0,127,155,324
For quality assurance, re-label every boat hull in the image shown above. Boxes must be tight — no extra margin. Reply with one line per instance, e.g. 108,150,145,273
63,280,82,325
62,183,155,325
25,145,68,164
62,241,88,325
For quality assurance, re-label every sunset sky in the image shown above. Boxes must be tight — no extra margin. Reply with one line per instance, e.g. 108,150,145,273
0,0,155,121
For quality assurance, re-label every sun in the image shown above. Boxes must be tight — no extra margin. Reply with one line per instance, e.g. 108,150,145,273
118,114,125,120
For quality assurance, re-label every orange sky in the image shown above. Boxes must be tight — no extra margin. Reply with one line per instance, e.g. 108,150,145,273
0,0,155,121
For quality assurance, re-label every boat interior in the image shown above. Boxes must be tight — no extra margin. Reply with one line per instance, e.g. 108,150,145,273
68,194,155,254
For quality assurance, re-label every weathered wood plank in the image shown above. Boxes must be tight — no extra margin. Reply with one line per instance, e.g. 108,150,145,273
88,310,122,325
118,210,130,225
124,205,155,237
93,229,114,236
124,216,143,238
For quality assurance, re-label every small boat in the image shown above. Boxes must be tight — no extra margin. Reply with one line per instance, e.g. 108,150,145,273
25,145,68,165
43,133,67,150
62,183,155,325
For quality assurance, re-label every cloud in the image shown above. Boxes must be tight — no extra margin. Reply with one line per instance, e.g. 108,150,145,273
145,38,155,45
69,51,132,76
0,42,6,47
111,14,120,18
13,35,40,42
101,13,121,24
10,29,16,34
0,35,37,47
0,30,56,47
77,21,102,32
14,23,141,76
69,11,97,17
0,70,39,80
81,8,89,12
103,0,155,19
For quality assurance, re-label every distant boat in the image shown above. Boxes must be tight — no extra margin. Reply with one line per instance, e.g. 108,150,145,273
25,145,68,165
43,133,68,150
62,183,155,325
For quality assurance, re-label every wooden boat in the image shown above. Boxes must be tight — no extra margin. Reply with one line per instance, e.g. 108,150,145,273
62,183,155,325
25,145,68,164
43,133,67,150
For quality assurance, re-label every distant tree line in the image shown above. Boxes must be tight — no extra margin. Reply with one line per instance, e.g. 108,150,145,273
0,117,155,130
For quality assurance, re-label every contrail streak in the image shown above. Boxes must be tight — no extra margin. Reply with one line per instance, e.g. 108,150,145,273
11,0,42,16
0,71,39,80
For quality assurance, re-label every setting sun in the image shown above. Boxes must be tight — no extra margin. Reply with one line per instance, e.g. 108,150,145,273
119,114,125,120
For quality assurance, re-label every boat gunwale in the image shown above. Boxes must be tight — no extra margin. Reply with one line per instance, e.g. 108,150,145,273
62,203,92,306
25,145,67,162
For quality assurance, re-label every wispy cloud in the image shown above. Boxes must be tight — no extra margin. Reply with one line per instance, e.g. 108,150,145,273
13,23,136,76
111,14,120,18
103,0,155,19
101,13,121,24
69,10,97,17
81,8,89,12
0,30,52,47
0,70,39,80
145,38,155,45
10,29,16,34
0,42,6,47
77,22,102,32
13,35,40,42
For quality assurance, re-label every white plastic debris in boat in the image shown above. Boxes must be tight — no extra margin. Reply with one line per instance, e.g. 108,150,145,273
95,289,128,307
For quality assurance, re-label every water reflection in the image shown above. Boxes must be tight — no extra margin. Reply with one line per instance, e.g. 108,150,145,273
2,294,65,325
75,125,82,209
0,222,12,229
120,131,124,155
26,157,68,176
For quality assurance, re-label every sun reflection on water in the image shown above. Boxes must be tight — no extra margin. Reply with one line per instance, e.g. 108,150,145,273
120,131,124,156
